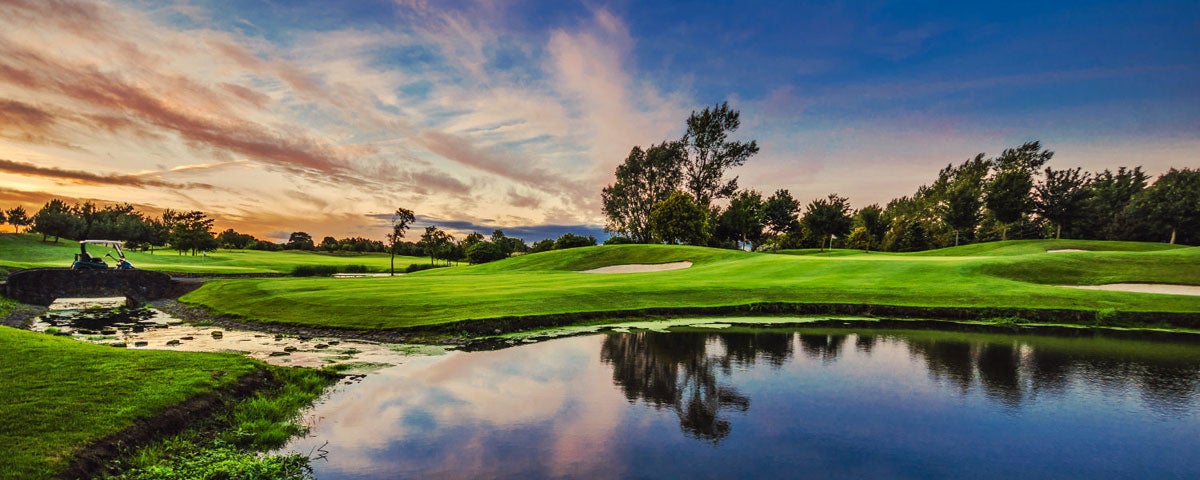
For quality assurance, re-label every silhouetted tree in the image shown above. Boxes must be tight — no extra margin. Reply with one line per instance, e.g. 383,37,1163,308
681,102,759,206
286,232,315,250
388,208,415,275
5,205,30,234
1035,167,1092,239
31,200,75,242
854,204,887,252
715,190,764,250
985,142,1052,240
602,142,685,242
762,189,801,237
801,194,852,251
1137,168,1200,244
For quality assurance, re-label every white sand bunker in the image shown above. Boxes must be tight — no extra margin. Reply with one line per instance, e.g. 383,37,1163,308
1064,283,1200,296
1047,249,1088,253
581,261,693,274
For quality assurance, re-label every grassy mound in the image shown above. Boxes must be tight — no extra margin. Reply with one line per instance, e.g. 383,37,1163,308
0,233,424,274
180,240,1200,331
0,326,262,479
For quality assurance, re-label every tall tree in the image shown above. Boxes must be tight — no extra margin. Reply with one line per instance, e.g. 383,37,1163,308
985,141,1053,240
1035,167,1092,239
0,209,6,229
388,208,415,275
32,200,81,242
286,232,315,250
715,190,765,250
802,194,853,251
854,204,887,252
762,189,801,237
938,154,990,246
1137,168,1200,244
1081,166,1148,239
168,211,216,255
5,206,29,234
420,226,453,265
602,142,685,242
681,102,759,206
648,191,709,245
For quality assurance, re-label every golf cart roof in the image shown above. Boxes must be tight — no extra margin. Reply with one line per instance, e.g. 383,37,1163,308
80,240,124,245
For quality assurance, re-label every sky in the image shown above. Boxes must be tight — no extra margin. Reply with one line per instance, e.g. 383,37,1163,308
0,0,1196,242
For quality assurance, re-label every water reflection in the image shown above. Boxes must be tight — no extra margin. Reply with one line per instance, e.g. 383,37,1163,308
289,328,1200,479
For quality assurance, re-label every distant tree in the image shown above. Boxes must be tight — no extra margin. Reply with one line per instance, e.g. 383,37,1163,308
649,191,709,245
31,200,76,242
985,142,1053,241
854,204,887,252
388,208,415,275
466,241,506,264
1137,168,1200,244
846,226,872,252
681,102,759,206
602,142,686,242
168,211,216,255
217,228,256,249
286,232,315,251
1035,167,1092,239
5,205,30,234
715,190,765,250
604,236,634,245
1080,166,1148,239
802,194,852,251
419,226,453,265
530,238,555,253
762,189,801,237
490,229,529,256
318,236,338,252
553,232,597,250
71,202,100,239
938,154,990,246
460,232,485,252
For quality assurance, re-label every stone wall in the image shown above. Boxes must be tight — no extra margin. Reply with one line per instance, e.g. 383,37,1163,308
5,268,175,306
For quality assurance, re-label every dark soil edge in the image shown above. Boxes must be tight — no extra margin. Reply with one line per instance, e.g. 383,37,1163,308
58,368,275,480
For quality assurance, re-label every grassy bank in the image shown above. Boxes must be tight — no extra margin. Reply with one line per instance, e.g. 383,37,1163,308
0,233,425,274
0,326,329,479
179,240,1200,332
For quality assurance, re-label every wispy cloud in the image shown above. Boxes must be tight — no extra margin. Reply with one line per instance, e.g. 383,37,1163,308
0,158,216,190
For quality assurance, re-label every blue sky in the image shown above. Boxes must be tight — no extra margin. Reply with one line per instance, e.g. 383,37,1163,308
0,0,1195,241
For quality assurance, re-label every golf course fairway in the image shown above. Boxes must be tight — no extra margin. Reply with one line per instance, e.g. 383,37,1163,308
178,240,1200,331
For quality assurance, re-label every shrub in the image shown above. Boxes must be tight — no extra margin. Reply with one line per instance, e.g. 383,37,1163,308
291,265,338,277
404,263,446,273
553,232,597,250
466,242,506,264
342,265,368,273
530,239,555,253
603,236,634,245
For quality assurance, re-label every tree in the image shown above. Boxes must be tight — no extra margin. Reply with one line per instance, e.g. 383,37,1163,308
168,211,216,255
985,170,1034,241
801,194,852,251
1080,166,1147,239
602,142,686,242
854,204,887,252
984,141,1053,241
762,189,801,237
715,190,765,250
5,206,30,234
846,226,872,252
938,154,989,246
648,191,709,245
319,236,338,252
286,232,315,250
681,102,759,206
72,202,100,239
0,209,5,228
388,208,415,275
530,238,555,253
217,229,256,249
466,241,506,264
31,200,76,242
419,226,453,265
1138,168,1200,244
1035,167,1092,239
553,232,597,250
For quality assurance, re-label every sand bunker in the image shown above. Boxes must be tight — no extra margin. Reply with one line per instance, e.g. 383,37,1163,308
1064,283,1200,296
581,261,692,274
1047,249,1088,253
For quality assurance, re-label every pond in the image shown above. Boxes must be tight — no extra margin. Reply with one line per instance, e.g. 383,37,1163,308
285,327,1200,479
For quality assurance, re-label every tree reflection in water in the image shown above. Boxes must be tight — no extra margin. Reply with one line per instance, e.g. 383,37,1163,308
602,329,1200,442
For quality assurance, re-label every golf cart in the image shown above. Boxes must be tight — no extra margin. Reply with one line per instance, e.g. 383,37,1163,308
71,240,134,270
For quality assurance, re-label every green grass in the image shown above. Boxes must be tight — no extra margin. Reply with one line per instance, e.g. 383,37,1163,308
178,240,1200,331
0,326,262,479
0,233,425,274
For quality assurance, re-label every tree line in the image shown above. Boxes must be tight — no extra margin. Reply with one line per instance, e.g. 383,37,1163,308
1,199,601,264
602,103,1200,250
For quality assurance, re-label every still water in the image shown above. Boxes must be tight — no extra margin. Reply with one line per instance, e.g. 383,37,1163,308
286,328,1200,479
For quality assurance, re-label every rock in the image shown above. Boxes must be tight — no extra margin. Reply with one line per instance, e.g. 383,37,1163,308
109,342,127,348
283,346,298,352
179,336,194,341
101,329,117,335
274,334,284,341
269,351,290,357
165,339,181,346
211,331,224,339
134,341,148,347
315,344,329,349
